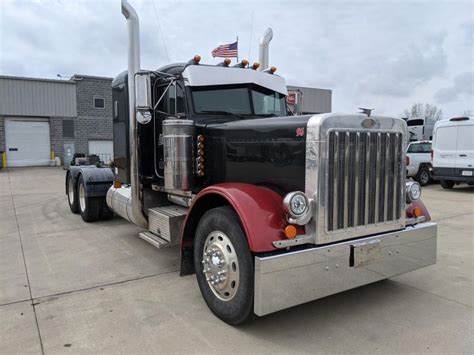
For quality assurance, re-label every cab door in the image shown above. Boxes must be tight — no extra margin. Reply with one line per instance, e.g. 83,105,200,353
153,80,187,181
454,121,474,176
433,123,458,172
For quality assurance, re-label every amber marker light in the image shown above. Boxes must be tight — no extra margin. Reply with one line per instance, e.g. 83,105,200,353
241,59,249,67
269,66,277,74
113,180,122,188
224,58,231,66
413,207,422,218
194,54,201,64
284,225,297,239
252,62,260,70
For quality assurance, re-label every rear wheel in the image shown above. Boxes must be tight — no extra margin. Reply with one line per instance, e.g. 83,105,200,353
416,166,431,186
440,179,455,189
67,174,79,214
78,174,101,222
193,206,254,325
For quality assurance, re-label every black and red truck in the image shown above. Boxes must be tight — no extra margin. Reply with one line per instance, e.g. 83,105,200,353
65,0,437,325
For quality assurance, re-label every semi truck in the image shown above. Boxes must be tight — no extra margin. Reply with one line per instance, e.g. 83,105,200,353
65,0,437,325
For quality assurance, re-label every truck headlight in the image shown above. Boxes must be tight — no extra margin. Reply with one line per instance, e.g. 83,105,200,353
283,192,312,225
406,181,421,204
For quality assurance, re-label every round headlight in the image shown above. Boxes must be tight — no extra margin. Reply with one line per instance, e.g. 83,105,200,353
290,193,307,216
406,181,421,203
283,192,309,217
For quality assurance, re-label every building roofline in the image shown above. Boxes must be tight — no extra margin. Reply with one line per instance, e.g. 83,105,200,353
0,74,76,84
287,84,332,92
71,74,113,81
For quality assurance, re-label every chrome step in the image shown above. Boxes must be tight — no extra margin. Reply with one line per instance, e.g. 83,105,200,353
138,231,169,249
148,205,188,245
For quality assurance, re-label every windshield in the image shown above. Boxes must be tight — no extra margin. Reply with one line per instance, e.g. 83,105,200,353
252,87,286,116
191,85,286,117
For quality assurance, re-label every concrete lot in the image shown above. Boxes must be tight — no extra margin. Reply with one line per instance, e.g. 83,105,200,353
1,167,473,354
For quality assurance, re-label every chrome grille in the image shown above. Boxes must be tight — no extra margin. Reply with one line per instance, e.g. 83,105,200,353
326,130,404,232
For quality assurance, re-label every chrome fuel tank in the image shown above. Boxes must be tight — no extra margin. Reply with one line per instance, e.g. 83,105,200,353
163,119,196,193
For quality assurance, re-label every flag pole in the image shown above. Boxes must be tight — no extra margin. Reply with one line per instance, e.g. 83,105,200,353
236,36,239,62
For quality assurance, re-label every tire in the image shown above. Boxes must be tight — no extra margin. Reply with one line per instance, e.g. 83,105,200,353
66,174,79,214
77,174,101,222
99,197,114,220
415,166,431,186
193,206,254,325
440,180,455,189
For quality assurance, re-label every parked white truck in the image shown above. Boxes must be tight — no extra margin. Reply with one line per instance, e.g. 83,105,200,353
432,116,474,189
406,141,432,186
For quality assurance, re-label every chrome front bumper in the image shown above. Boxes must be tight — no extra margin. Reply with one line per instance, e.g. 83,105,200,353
254,221,437,316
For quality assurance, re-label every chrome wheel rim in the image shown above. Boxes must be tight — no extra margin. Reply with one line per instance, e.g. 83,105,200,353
79,183,86,213
68,177,75,205
420,171,429,184
201,231,239,301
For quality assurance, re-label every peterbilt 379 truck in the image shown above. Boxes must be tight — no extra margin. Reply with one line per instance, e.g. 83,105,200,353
65,0,437,325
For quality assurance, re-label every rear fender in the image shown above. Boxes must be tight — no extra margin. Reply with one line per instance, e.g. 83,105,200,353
66,166,114,198
180,183,288,274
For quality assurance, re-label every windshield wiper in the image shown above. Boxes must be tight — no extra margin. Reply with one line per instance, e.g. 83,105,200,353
199,110,248,119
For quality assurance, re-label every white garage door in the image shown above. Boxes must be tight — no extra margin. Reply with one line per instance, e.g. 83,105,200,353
5,119,51,167
88,140,114,164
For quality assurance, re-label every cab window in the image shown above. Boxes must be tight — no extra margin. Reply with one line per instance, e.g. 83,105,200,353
407,143,431,153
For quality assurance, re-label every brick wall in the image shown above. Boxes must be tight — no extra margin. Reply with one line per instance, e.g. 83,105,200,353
0,117,4,152
74,76,113,155
74,117,113,154
75,76,113,118
49,117,64,161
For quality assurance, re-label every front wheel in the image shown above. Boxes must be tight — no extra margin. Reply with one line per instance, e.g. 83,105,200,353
193,206,254,325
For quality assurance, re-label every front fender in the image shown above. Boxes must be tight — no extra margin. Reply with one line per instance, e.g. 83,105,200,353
181,183,288,254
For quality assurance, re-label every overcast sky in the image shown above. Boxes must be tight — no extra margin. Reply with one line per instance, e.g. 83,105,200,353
0,0,472,117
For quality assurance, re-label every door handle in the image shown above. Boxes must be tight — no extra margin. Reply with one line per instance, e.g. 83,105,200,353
459,154,467,157
8,148,18,151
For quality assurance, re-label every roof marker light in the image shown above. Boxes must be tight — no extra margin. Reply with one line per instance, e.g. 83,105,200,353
188,55,201,65
264,66,277,74
251,62,260,70
232,59,249,68
217,58,231,67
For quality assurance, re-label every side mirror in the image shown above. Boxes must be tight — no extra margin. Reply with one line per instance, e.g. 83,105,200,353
135,71,152,124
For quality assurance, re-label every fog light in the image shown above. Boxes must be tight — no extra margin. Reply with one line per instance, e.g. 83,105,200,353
406,181,421,204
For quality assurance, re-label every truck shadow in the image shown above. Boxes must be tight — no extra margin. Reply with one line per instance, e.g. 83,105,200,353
239,279,424,340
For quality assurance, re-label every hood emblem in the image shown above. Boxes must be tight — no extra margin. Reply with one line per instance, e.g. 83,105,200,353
296,127,305,137
361,118,376,129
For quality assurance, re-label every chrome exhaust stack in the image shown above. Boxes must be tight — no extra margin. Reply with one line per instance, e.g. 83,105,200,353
258,28,273,71
107,0,147,228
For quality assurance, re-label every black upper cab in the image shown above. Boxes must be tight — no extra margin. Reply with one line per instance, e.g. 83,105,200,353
112,63,311,198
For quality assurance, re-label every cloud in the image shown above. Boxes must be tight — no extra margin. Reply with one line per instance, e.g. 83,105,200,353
356,34,448,97
434,72,474,103
0,0,473,118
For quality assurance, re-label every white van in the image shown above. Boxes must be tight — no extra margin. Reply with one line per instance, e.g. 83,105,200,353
432,116,474,189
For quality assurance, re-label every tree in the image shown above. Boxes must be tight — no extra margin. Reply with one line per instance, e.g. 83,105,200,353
402,103,443,121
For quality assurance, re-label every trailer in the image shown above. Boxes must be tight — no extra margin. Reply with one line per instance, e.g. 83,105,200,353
65,0,437,325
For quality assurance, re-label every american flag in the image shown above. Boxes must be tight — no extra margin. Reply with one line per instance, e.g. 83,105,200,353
211,41,238,58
